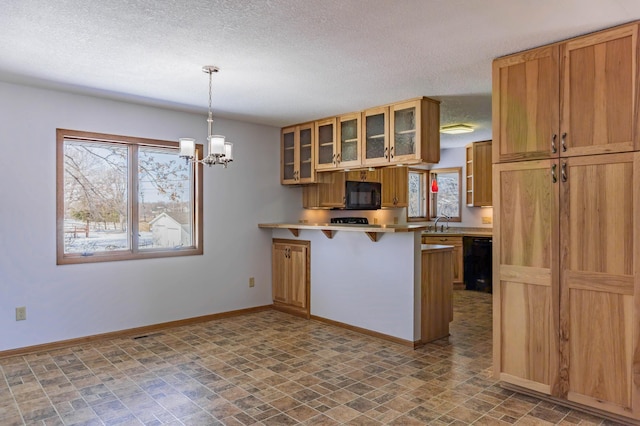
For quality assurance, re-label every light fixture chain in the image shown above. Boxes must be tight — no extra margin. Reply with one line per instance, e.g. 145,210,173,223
208,69,213,117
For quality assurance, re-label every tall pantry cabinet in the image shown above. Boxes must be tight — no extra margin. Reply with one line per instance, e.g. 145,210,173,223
493,21,640,422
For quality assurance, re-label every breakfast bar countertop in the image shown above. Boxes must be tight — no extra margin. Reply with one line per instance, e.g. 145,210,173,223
258,222,429,233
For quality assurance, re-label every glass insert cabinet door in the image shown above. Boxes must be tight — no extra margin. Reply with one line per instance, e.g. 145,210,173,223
281,123,315,184
282,128,296,181
390,100,420,161
338,113,361,168
315,118,337,170
362,106,390,166
298,125,313,181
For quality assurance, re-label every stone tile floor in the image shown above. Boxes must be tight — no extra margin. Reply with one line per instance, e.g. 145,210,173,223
0,290,625,425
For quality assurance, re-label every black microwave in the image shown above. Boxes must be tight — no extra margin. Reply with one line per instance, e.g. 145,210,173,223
345,180,381,210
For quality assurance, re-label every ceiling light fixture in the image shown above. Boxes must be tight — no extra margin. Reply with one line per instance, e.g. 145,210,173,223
440,124,474,134
179,65,233,168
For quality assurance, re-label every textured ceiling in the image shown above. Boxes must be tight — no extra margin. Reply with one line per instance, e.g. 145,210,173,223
1,0,639,148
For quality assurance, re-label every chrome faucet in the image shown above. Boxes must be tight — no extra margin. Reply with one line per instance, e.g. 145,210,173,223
434,215,450,232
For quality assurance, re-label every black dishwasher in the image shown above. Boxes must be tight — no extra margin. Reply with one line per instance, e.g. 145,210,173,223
463,236,493,293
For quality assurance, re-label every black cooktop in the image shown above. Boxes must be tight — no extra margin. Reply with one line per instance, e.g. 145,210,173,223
330,217,369,225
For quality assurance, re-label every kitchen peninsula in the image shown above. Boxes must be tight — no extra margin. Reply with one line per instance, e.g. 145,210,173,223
258,222,453,346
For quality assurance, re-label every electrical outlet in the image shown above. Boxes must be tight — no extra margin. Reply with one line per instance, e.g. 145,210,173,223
393,217,398,224
482,216,493,224
249,277,255,288
373,217,378,224
16,306,26,321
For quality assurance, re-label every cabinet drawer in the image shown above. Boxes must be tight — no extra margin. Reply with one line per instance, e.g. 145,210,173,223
422,236,462,246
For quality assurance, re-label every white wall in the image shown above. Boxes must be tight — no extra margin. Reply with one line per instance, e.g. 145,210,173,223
0,81,302,351
435,147,493,228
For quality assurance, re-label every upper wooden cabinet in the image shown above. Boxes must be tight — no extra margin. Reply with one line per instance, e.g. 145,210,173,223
315,118,338,171
493,22,639,163
362,97,440,167
381,166,408,208
281,123,315,184
337,113,362,168
466,141,492,206
302,171,345,209
345,169,380,182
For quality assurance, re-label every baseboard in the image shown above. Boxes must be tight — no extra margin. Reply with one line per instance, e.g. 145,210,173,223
501,382,640,426
0,305,272,359
310,314,415,348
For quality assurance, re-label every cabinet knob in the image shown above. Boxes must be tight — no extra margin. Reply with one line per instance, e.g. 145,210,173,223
561,161,567,182
390,146,394,159
551,164,557,183
384,147,388,159
551,134,557,153
561,132,567,152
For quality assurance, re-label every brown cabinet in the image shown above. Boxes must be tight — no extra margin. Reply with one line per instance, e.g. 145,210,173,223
362,97,440,167
281,123,315,184
465,141,492,206
493,23,639,164
302,171,345,209
493,21,640,422
422,235,463,285
337,113,362,168
315,118,338,171
381,166,408,208
345,169,380,182
272,239,310,318
420,246,453,343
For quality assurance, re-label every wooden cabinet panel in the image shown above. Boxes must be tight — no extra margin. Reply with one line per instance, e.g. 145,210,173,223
381,166,408,208
281,123,315,184
493,160,559,395
338,113,362,168
272,239,310,318
559,153,639,416
422,236,463,285
493,46,560,163
561,25,638,157
466,141,493,206
421,247,453,343
315,118,338,171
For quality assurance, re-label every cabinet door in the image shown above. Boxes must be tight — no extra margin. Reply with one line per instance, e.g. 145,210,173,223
281,127,297,184
298,123,315,183
338,113,361,168
559,153,639,417
390,100,420,163
272,243,288,303
422,236,463,284
288,244,308,309
561,24,638,157
493,46,560,162
381,166,408,208
493,160,560,396
316,118,337,171
318,171,346,208
362,106,390,166
467,141,493,207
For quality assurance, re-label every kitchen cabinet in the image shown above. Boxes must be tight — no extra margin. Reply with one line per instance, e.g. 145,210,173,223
465,141,492,206
315,118,338,171
337,113,362,168
345,169,380,182
281,123,315,184
422,235,463,286
302,171,345,209
421,245,453,343
381,166,408,208
272,239,310,318
362,97,440,167
493,21,640,423
493,23,638,163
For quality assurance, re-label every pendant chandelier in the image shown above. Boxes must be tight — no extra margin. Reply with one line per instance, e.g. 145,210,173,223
179,65,233,168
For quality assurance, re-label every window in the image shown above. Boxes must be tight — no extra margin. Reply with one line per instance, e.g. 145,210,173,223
56,129,203,264
429,167,462,222
407,169,427,221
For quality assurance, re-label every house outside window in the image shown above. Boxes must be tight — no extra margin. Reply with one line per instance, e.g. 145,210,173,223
408,169,427,221
56,129,203,264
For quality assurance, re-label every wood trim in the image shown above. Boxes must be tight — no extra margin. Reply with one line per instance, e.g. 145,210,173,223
365,232,380,242
272,303,310,320
566,271,634,295
500,373,552,395
499,265,552,287
0,305,272,359
501,382,640,425
310,315,415,348
288,228,300,237
321,230,334,239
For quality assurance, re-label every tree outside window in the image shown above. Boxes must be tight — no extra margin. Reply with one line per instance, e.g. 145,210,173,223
57,129,203,264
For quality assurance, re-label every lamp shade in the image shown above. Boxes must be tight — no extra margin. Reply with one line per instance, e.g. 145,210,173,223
224,142,233,161
209,135,225,155
179,138,196,158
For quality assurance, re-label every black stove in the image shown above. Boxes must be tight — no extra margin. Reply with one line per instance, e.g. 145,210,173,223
330,217,369,225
